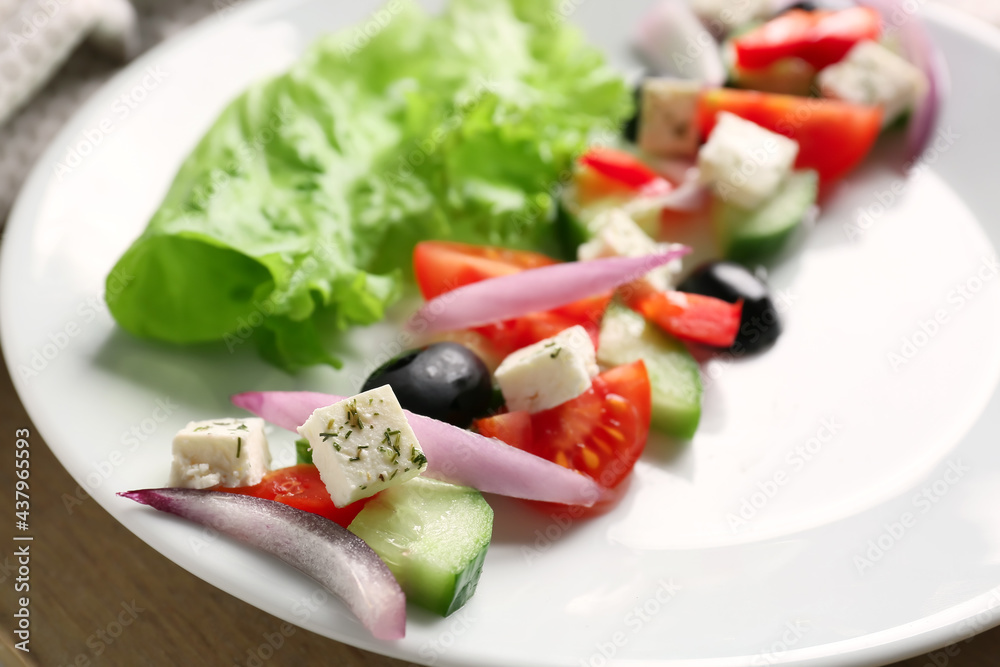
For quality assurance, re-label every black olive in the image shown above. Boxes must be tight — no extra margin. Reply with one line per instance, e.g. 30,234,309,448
677,261,781,354
361,342,493,428
778,1,818,13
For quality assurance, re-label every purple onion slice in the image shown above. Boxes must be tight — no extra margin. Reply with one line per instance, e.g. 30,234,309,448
634,0,726,85
405,248,689,335
119,488,405,640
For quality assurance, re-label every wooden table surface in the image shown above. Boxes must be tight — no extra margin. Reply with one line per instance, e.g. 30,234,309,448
0,356,998,667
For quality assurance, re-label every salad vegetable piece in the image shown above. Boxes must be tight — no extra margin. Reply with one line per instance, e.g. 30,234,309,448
711,168,819,263
218,464,371,526
119,488,406,640
695,88,883,184
474,292,612,359
476,359,653,507
625,286,743,348
597,303,702,439
413,242,558,300
578,147,674,194
635,0,726,84
349,477,493,617
678,261,784,354
407,248,691,335
731,7,882,70
412,241,611,356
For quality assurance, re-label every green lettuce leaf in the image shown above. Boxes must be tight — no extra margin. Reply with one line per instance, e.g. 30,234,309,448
106,0,631,371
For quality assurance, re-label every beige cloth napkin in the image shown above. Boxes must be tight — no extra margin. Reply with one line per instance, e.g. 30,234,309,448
0,0,220,221
0,0,139,127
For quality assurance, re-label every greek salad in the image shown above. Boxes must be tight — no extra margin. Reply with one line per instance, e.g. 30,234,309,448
118,0,941,642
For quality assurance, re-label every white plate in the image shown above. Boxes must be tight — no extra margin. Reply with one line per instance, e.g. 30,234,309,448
4,2,1000,665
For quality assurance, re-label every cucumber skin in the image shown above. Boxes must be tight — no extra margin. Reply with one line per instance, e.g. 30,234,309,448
397,538,489,617
722,218,797,264
348,477,493,617
713,170,818,265
439,543,488,617
598,304,702,440
555,199,592,261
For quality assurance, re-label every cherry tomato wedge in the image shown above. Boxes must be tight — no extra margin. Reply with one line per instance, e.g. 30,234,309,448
578,147,672,196
733,8,881,71
476,409,533,448
474,292,611,358
413,241,612,356
475,360,652,492
626,287,742,348
574,165,637,205
413,241,557,300
696,88,882,183
218,464,370,526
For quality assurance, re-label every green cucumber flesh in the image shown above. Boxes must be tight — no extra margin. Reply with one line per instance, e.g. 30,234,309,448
348,476,493,617
598,303,702,440
712,169,818,264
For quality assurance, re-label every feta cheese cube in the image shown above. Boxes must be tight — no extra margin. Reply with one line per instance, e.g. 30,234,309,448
495,325,598,413
169,418,271,489
690,0,770,35
572,195,659,239
297,386,427,507
818,40,928,126
577,208,682,292
697,112,799,209
638,78,701,158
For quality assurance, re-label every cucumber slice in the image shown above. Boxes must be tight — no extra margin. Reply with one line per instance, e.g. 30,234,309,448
712,169,818,264
555,195,592,261
598,303,702,440
348,477,493,617
294,438,313,464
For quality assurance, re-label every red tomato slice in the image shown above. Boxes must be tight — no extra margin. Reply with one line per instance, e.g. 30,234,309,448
578,147,672,197
574,165,637,204
413,241,557,300
733,8,881,71
551,291,614,323
476,361,652,493
476,410,533,448
413,241,612,356
696,88,883,183
627,288,742,348
218,464,369,526
474,292,611,358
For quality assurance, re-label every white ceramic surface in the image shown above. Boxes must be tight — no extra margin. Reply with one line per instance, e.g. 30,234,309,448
3,2,1000,665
